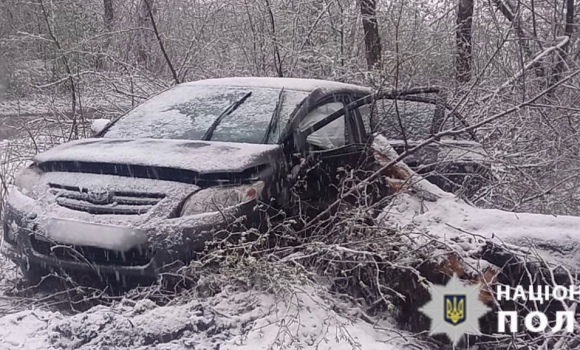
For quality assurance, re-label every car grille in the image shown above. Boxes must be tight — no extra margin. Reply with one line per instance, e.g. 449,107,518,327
30,235,153,267
49,183,165,215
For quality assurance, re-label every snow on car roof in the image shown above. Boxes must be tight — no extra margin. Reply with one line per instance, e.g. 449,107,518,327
182,77,373,94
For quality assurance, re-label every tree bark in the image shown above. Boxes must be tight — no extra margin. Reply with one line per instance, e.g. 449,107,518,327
455,0,474,83
103,0,114,32
97,0,114,70
550,0,574,87
136,0,154,67
264,0,283,77
359,0,382,70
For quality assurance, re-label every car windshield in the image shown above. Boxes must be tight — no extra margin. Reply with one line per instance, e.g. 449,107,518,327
102,85,309,144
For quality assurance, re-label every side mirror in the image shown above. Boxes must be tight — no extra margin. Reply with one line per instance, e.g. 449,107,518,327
91,119,111,136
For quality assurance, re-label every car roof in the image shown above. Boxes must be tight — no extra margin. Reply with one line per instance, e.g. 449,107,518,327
181,77,373,94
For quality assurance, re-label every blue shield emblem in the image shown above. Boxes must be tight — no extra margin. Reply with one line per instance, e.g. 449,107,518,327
444,295,466,326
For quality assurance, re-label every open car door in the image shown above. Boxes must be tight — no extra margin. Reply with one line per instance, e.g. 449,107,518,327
354,90,493,197
290,100,373,209
300,90,494,198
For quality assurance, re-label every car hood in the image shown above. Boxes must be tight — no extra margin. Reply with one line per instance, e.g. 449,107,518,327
33,138,281,174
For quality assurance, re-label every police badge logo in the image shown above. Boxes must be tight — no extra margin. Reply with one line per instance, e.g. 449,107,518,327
444,295,466,325
419,274,491,345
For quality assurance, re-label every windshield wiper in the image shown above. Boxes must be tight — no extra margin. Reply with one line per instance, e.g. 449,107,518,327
202,91,252,141
262,88,285,144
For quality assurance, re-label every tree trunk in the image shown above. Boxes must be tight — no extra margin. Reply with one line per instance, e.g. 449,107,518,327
97,0,114,70
103,0,114,32
264,0,283,77
136,0,154,67
550,0,574,87
456,0,474,83
359,0,382,70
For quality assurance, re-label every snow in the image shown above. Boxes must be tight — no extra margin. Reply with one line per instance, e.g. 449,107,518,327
33,138,281,174
103,84,309,144
0,86,131,118
0,284,415,350
0,97,82,117
367,133,580,269
0,256,19,316
182,77,373,94
46,218,147,251
4,121,580,349
387,139,487,166
5,173,258,253
382,175,580,268
90,119,111,135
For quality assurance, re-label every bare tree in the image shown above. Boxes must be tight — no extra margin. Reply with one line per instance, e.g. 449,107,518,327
96,0,114,70
103,0,114,31
38,0,78,139
550,0,575,86
456,0,474,83
264,0,283,77
359,0,382,70
136,0,154,67
142,0,179,84
491,0,544,78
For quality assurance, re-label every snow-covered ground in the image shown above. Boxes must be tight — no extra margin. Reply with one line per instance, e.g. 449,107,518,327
0,256,20,316
0,269,416,350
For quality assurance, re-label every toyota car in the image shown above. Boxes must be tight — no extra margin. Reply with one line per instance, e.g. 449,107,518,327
1,77,489,283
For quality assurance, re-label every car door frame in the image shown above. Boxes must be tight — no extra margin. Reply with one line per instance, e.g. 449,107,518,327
290,92,369,153
344,91,477,143
293,89,477,151
280,91,371,203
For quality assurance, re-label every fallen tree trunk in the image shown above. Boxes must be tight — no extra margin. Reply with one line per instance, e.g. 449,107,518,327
368,134,580,343
373,133,580,273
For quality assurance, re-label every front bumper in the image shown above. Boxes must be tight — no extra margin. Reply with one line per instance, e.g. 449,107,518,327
1,189,264,278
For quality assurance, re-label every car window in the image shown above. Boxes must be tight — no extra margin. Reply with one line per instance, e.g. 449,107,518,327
103,85,309,144
358,99,436,140
298,102,345,149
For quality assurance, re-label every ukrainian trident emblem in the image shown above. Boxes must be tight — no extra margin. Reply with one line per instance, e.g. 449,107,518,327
419,274,491,345
444,295,466,326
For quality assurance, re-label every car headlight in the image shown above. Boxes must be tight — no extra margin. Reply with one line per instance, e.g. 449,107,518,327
180,181,265,217
14,165,42,195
